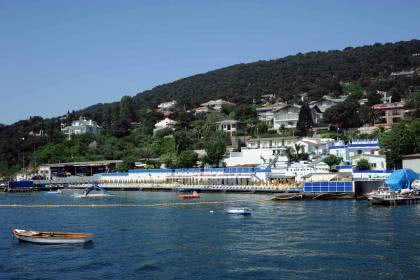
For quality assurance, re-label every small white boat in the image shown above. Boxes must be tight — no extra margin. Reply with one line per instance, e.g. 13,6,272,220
76,184,113,198
226,208,252,215
46,190,62,194
12,229,92,244
75,193,113,198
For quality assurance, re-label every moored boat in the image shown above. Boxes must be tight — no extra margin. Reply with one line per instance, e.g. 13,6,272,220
46,189,62,194
75,184,113,198
177,191,201,199
367,169,419,206
225,208,252,215
12,229,92,244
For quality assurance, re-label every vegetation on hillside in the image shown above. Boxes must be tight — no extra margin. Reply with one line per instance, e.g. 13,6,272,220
1,40,420,176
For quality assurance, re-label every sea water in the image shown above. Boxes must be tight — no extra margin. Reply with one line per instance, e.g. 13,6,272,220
1,191,420,280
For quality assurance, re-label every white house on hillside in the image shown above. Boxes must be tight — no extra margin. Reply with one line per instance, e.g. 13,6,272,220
157,100,177,111
153,118,178,134
201,99,235,112
273,104,301,129
256,102,287,124
216,119,239,135
61,117,102,139
309,95,347,120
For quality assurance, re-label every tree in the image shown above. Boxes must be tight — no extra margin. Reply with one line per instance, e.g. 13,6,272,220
367,91,382,106
204,135,227,167
379,121,419,169
115,160,134,172
296,102,313,137
119,96,136,123
322,155,342,170
176,150,198,168
406,91,420,119
111,120,130,137
322,100,361,129
358,105,374,125
355,159,371,170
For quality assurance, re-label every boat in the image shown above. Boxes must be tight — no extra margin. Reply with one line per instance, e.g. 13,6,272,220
367,169,419,206
12,229,92,244
46,189,62,194
225,208,252,215
177,191,201,199
75,184,113,198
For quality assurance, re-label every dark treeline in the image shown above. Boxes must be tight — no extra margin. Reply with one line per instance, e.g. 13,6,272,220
1,39,420,174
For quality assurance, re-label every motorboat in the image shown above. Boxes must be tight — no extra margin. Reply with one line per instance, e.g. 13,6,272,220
367,169,419,206
75,184,113,198
12,229,92,244
225,208,252,215
177,191,201,199
46,189,62,194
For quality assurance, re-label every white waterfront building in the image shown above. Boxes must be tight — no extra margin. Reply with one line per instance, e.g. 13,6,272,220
328,139,381,163
224,137,298,168
351,154,387,170
284,161,331,183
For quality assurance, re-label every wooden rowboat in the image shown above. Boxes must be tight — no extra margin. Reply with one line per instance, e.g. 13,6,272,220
12,229,92,244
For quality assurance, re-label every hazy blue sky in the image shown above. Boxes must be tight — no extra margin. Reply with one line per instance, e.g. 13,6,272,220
0,0,419,124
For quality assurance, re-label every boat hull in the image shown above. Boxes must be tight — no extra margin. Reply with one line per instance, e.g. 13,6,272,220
13,229,92,244
177,195,200,199
368,196,420,206
74,194,113,198
15,235,91,244
226,209,252,215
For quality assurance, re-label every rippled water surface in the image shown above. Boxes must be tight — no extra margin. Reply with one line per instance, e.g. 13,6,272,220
1,191,420,279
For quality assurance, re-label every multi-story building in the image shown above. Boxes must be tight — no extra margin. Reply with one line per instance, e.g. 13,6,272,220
372,101,407,127
328,139,381,163
295,137,335,157
272,104,323,129
216,119,239,135
273,104,301,129
61,117,102,139
256,102,287,124
224,137,297,167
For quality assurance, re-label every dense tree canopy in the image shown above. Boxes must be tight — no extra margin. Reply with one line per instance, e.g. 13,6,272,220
379,120,420,169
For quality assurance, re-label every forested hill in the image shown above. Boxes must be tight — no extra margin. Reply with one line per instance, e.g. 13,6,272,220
131,39,420,106
1,39,420,174
79,39,420,123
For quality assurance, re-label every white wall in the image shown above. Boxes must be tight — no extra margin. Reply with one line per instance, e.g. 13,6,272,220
403,158,420,173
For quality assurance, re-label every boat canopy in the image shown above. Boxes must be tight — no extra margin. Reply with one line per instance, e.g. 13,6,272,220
385,169,418,192
84,184,108,195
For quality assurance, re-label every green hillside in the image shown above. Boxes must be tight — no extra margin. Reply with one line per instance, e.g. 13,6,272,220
1,39,420,175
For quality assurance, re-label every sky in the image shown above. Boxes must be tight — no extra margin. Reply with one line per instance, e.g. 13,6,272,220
0,0,419,124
